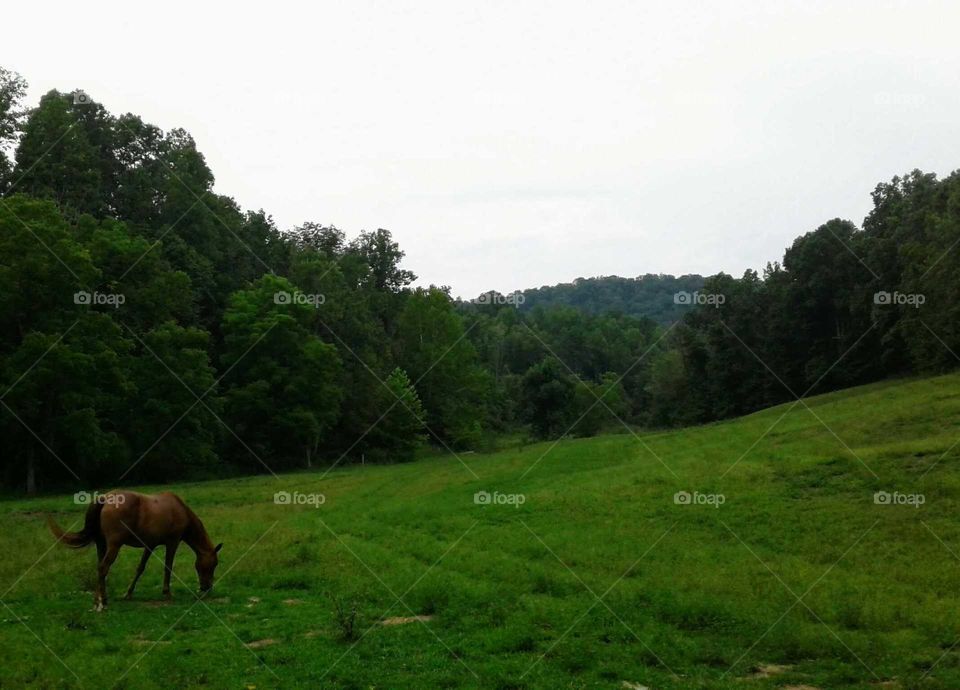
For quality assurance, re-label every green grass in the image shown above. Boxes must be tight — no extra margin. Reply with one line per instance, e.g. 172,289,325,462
4,373,960,688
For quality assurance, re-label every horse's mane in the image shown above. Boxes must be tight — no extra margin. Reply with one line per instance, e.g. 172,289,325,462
173,495,214,552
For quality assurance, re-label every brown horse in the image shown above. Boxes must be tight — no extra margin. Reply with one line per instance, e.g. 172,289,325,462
48,491,222,611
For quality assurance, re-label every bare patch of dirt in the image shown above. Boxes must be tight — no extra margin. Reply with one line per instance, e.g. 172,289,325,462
751,663,793,679
381,615,433,626
282,598,303,605
245,638,278,650
621,682,650,690
304,630,322,638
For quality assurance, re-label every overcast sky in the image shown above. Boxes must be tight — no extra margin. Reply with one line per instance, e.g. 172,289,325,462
5,1,959,297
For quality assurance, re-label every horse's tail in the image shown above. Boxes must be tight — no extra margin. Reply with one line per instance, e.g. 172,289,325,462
48,501,103,548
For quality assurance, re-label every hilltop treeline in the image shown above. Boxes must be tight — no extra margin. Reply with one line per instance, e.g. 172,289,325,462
646,171,960,426
1,67,958,493
517,274,706,324
477,171,960,430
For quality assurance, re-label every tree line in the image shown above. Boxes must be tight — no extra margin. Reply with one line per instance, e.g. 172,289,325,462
1,66,957,493
517,273,706,324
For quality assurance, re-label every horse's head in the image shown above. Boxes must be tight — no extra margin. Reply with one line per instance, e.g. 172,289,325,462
196,542,223,593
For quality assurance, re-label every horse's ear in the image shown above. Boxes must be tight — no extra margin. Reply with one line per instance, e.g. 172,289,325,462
215,543,223,553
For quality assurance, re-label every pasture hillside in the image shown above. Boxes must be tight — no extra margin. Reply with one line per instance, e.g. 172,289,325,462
2,373,960,689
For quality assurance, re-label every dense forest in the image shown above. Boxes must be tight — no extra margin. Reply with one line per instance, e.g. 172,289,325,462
2,66,958,494
516,274,706,324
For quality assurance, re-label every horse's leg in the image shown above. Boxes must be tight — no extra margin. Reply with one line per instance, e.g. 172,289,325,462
96,542,121,612
94,539,106,609
162,542,179,600
124,548,153,600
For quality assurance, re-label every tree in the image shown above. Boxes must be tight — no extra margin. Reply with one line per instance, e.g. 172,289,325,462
220,275,344,469
572,372,628,437
396,287,488,448
520,357,576,439
645,348,692,427
367,368,427,462
0,195,100,352
348,228,416,292
0,66,27,189
2,315,132,493
290,222,346,258
84,217,196,332
124,322,221,482
13,90,110,215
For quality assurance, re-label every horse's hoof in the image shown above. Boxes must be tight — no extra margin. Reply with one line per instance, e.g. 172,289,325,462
94,602,106,612
162,592,172,601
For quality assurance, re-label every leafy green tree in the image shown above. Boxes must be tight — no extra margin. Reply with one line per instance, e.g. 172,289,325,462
0,66,27,189
348,228,417,292
367,367,427,462
781,219,876,390
396,287,488,448
0,195,99,351
867,171,960,372
291,222,346,257
85,217,196,331
520,357,576,439
220,275,344,469
288,240,397,460
645,348,693,427
13,90,111,215
2,315,132,493
123,322,221,482
572,372,628,437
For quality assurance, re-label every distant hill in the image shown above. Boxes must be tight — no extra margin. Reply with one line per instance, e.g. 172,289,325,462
514,274,706,324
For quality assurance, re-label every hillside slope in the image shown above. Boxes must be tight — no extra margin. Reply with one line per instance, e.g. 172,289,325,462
2,373,960,688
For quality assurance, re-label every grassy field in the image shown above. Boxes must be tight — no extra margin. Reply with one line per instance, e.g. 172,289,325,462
3,373,960,689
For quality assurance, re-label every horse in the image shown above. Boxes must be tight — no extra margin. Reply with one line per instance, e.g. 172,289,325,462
48,491,223,611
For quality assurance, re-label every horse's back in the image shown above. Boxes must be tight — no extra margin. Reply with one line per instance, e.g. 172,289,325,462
99,490,191,547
